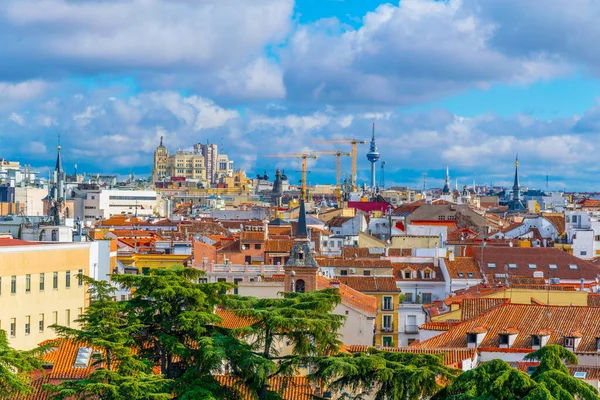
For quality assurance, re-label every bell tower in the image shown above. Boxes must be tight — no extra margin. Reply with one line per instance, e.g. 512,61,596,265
152,136,169,182
284,200,319,293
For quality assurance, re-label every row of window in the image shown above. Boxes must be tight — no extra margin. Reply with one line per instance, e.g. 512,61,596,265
2,308,82,337
487,263,577,270
0,270,83,295
403,292,432,304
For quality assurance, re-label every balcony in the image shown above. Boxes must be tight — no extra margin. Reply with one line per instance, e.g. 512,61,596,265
380,324,394,333
405,325,419,334
381,305,394,311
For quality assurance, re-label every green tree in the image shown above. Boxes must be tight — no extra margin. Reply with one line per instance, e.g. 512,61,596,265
224,289,346,400
111,266,236,399
311,348,458,400
439,345,598,400
525,345,598,400
46,275,171,400
0,329,44,397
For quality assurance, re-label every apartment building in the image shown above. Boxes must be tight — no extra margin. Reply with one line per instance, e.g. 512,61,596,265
0,239,97,349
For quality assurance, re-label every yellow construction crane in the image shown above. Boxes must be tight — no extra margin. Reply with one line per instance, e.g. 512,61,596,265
263,153,318,201
316,150,352,204
312,138,366,191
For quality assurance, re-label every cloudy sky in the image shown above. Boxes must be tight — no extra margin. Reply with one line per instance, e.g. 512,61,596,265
2,0,600,190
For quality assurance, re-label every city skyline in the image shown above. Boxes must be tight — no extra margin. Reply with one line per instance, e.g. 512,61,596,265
2,0,600,190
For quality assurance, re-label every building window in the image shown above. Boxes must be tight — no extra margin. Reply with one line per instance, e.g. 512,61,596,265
405,293,413,303
421,293,432,304
569,264,578,270
53,311,58,325
244,255,251,264
295,279,305,293
78,270,84,286
581,251,587,256
528,264,537,269
564,337,575,348
11,276,16,294
499,334,509,346
66,310,71,327
467,333,477,344
25,275,31,293
337,241,342,248
39,273,45,291
340,270,348,276
233,278,243,295
10,318,16,337
549,264,558,269
467,272,474,278
39,314,44,332
438,215,446,220
382,296,393,311
254,244,261,250
508,263,518,269
404,271,411,279
53,272,58,289
51,229,58,241
487,263,496,268
532,335,541,347
78,307,83,317
382,315,393,331
424,270,431,279
66,271,71,288
363,270,371,276
25,316,30,335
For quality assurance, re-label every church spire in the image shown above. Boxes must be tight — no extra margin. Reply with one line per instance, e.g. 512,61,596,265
295,199,308,238
513,154,520,192
442,166,451,194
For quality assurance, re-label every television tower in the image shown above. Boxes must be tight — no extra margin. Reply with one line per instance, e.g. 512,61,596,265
366,121,380,192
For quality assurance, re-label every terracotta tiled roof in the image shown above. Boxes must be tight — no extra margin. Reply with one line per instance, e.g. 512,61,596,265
544,214,565,236
444,257,483,280
461,298,508,320
315,258,392,268
588,293,600,307
347,345,477,367
0,239,47,247
38,339,97,380
262,274,285,282
578,199,600,208
215,309,255,329
415,303,600,352
180,221,230,236
335,276,401,293
98,216,148,227
327,216,353,228
268,226,292,236
392,263,445,282
215,376,315,400
317,276,377,316
240,231,265,242
265,239,295,253
419,321,461,331
472,246,600,281
13,375,50,400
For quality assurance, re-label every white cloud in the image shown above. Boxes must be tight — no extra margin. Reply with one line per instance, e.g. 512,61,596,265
9,112,24,125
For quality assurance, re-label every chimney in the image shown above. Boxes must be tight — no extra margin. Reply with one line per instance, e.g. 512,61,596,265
448,251,455,262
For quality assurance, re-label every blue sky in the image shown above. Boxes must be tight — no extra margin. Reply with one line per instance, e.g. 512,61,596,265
1,0,600,191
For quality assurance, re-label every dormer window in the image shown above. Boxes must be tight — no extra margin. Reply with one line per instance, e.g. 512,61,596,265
487,263,496,268
467,333,477,345
569,264,578,270
532,335,541,347
404,271,411,279
508,263,518,269
467,272,474,278
596,337,600,352
424,270,431,279
565,337,575,348
499,334,509,346
528,264,537,269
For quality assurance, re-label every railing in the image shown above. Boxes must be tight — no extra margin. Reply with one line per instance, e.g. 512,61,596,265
380,325,394,333
405,325,419,334
381,305,394,311
200,264,285,274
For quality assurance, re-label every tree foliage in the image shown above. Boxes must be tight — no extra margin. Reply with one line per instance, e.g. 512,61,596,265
311,348,458,400
46,275,172,400
223,288,345,400
440,345,599,400
0,329,44,397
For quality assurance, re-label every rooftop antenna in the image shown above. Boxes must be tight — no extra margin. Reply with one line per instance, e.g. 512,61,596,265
380,161,386,189
422,172,427,193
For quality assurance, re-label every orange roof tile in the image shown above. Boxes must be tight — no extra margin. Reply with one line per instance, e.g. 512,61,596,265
419,321,461,331
335,276,401,293
415,303,600,352
315,258,393,268
215,376,316,400
317,276,377,316
392,263,445,282
341,247,411,258
215,309,255,329
461,298,509,321
240,231,265,242
265,239,295,253
444,257,483,280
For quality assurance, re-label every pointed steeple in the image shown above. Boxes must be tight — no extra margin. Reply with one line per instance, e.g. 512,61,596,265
296,199,308,238
513,155,520,192
442,166,451,194
55,145,63,175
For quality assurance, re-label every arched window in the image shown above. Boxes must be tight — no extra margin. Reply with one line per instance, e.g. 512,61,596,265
295,279,306,293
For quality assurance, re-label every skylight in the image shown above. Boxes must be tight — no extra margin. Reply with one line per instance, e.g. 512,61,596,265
74,347,93,368
549,264,558,269
458,272,464,277
528,264,537,269
569,264,578,270
508,263,518,269
468,272,474,278
573,371,587,379
487,263,496,269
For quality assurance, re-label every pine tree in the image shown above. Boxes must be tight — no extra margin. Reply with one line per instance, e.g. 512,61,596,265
224,288,346,400
46,275,172,400
110,266,235,399
311,348,458,400
0,329,44,397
